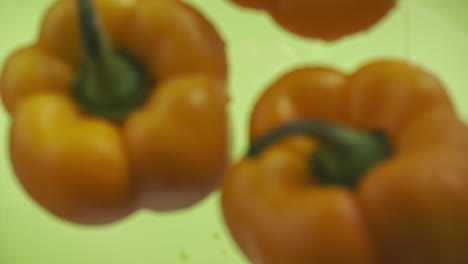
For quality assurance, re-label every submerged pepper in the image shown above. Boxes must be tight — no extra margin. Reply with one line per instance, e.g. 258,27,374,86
229,0,396,41
222,60,468,264
1,0,228,225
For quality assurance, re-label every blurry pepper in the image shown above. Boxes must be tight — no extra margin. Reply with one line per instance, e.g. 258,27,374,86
222,60,468,264
229,0,396,41
0,0,228,225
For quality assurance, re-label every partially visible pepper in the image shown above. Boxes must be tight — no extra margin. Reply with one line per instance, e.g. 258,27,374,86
229,0,396,41
1,0,228,225
222,60,468,264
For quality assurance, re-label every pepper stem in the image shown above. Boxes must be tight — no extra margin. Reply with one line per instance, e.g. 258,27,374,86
248,120,392,188
73,0,148,122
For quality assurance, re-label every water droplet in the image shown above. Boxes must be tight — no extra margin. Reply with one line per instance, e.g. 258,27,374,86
212,232,221,241
180,251,189,262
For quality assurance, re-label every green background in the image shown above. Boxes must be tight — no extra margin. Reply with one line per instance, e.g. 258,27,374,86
1,0,467,263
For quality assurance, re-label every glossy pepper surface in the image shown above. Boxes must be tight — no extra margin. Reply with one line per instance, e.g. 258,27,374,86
1,0,228,225
229,0,396,41
222,60,468,264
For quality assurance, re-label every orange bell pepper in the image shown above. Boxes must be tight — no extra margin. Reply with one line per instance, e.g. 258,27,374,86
229,0,396,41
1,0,228,225
222,60,468,264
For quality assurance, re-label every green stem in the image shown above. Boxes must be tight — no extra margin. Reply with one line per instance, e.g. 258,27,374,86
77,0,117,97
248,120,392,188
73,0,148,122
78,0,109,62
